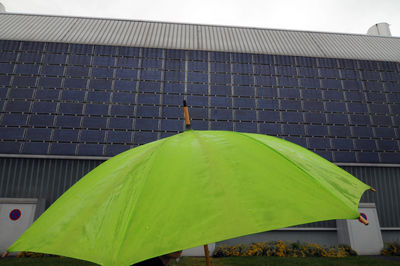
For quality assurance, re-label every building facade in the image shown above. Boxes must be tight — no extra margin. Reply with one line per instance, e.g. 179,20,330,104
0,13,399,245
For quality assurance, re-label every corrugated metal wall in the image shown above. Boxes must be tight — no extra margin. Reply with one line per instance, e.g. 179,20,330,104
0,157,399,227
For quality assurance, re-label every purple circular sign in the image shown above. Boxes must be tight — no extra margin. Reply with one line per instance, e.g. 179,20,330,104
9,209,21,221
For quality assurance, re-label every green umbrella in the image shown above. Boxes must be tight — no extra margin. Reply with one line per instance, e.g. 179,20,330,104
7,112,371,265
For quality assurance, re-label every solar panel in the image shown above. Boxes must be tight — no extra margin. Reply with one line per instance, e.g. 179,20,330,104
22,142,49,154
283,124,305,135
68,55,91,65
9,88,34,99
210,121,233,130
259,123,281,135
187,83,208,94
107,131,131,143
53,129,78,141
77,144,104,156
334,151,356,162
307,125,328,136
308,137,330,149
92,56,114,66
118,47,140,57
233,97,255,108
26,128,51,141
5,100,30,112
82,117,107,129
210,109,232,120
14,76,37,87
32,101,57,113
105,144,130,156
109,118,133,130
92,68,113,78
236,122,257,133
1,114,28,126
330,126,351,137
134,131,158,145
235,110,256,121
136,118,159,131
0,127,24,140
49,143,76,155
331,138,353,150
187,72,208,83
16,64,39,75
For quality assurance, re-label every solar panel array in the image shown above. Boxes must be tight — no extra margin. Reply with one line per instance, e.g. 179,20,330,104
0,40,399,163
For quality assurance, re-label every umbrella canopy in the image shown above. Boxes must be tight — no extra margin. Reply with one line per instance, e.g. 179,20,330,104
8,130,370,265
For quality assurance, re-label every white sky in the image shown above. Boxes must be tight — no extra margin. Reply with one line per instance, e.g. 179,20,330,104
1,0,400,37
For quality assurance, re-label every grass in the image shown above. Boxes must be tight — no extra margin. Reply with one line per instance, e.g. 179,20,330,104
1,256,399,266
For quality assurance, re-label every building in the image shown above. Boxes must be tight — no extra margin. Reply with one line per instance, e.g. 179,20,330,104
0,10,399,250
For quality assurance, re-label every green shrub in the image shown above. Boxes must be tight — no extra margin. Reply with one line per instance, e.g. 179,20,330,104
381,242,400,256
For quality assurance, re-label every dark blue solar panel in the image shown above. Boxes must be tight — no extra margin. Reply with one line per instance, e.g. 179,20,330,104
118,47,140,57
231,53,252,63
380,153,400,164
327,113,349,126
304,112,325,123
142,48,163,58
233,75,254,85
188,61,208,72
23,39,44,51
68,55,91,65
210,109,232,120
116,57,139,68
210,85,231,95
372,115,392,126
140,70,162,81
330,126,351,137
342,80,362,90
210,62,230,73
187,50,208,61
16,64,40,75
358,152,380,163
391,103,400,114
296,57,316,67
235,86,254,97
325,102,346,112
259,123,281,135
256,87,277,97
134,131,158,145
14,76,37,87
278,77,297,87
39,77,62,88
347,102,367,113
257,98,278,109
161,119,183,131
5,100,31,112
22,142,49,154
233,97,255,108
319,69,340,78
359,60,378,70
187,95,208,107
113,92,135,104
253,54,274,64
86,104,109,115
277,66,296,76
70,44,93,54
386,83,399,92
334,151,356,162
94,45,117,56
254,65,274,75
138,94,160,104
92,68,113,78
110,105,131,116
280,88,299,98
341,69,360,79
190,108,208,119
92,56,114,66
66,66,89,77
362,71,380,81
109,118,133,130
211,73,231,84
365,81,383,91
331,138,353,150
165,49,185,60
1,114,28,126
164,82,184,94
352,126,374,138
345,91,363,101
321,79,341,89
138,81,160,93
114,80,136,91
32,101,57,113
87,91,111,102
381,72,400,81
82,117,107,128
0,52,18,63
41,65,64,76
53,129,78,141
324,90,344,100
300,78,320,88
9,88,34,99
283,124,305,135
165,60,184,71
209,52,230,62
236,121,257,133
370,104,389,114
59,103,83,114
285,136,307,147
0,40,20,50
164,71,184,82
0,62,14,72
50,143,76,155
19,53,42,63
318,58,337,68
105,144,130,156
136,118,159,130
350,114,370,125
26,128,51,141
233,64,252,74
64,78,87,89
303,101,324,111
107,131,131,143
30,114,54,127
142,59,162,69
235,110,256,121
187,72,208,83
163,94,181,106
338,59,356,69
187,83,208,94
255,76,275,86
210,121,233,130
307,125,328,136
275,55,295,65
136,105,159,117
308,137,330,149
0,127,25,140
281,111,302,122
354,139,377,150
80,130,105,142
77,144,104,156
162,107,180,119
377,140,398,151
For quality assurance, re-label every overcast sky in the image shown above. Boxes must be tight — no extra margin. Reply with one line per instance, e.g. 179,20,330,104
1,0,400,37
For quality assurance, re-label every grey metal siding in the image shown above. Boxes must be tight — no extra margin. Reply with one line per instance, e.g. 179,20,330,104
1,13,400,62
0,157,399,228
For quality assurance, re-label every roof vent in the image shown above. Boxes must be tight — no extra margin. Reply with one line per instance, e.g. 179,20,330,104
367,23,391,37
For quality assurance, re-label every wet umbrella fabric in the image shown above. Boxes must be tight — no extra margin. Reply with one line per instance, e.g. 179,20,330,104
8,130,370,265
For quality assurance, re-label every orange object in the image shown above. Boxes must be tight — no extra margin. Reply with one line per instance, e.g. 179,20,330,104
370,187,376,192
204,244,211,266
183,100,191,129
359,215,369,225
1,251,8,258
